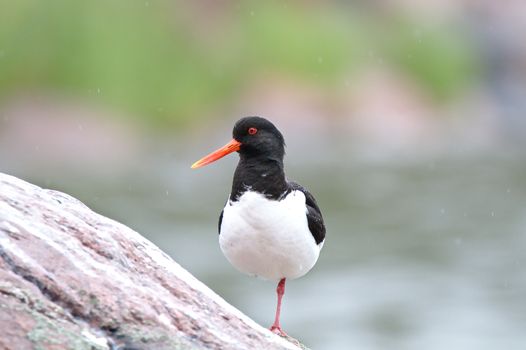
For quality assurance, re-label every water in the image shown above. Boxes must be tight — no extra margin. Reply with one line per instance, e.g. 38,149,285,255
8,148,526,350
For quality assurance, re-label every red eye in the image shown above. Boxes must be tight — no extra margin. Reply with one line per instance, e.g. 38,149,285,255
248,127,258,135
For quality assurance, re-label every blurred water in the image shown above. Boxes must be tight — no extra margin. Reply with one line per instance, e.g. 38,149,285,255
8,147,526,350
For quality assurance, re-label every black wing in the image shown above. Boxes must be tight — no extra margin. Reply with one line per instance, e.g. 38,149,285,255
289,181,326,245
218,209,224,235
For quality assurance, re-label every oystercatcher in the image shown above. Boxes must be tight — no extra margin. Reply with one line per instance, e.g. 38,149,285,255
191,116,325,336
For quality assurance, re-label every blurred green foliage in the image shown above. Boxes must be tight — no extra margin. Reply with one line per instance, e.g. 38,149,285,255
0,0,479,127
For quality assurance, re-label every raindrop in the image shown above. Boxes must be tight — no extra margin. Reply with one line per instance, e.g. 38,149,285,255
317,56,323,64
250,10,255,16
440,208,445,215
97,88,101,95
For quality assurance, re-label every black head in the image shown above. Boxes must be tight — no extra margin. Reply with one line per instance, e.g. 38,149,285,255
232,116,285,160
191,116,289,199
191,116,286,169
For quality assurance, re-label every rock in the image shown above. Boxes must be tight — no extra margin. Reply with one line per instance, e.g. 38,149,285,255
0,173,299,350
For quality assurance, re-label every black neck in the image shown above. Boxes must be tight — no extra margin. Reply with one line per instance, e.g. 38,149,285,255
230,154,288,201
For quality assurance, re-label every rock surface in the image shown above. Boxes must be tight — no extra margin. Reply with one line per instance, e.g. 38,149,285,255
0,173,299,350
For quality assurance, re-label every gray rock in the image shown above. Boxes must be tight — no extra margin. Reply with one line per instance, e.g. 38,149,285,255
0,173,299,350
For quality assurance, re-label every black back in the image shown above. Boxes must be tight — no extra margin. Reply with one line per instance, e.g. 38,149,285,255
218,116,326,245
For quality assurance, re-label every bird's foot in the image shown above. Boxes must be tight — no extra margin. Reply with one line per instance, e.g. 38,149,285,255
270,326,303,347
269,325,288,337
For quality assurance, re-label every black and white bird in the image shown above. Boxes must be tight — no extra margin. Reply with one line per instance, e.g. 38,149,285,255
191,116,326,336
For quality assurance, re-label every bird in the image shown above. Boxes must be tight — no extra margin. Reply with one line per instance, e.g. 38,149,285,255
191,116,325,336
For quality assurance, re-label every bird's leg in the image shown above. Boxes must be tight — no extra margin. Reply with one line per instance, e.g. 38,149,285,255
269,278,287,336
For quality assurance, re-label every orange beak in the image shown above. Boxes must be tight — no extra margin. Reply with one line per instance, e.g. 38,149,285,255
191,139,242,169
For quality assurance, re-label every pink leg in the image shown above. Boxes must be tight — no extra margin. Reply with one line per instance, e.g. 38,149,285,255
269,278,287,336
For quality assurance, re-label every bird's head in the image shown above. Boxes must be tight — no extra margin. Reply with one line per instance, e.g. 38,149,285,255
191,116,285,169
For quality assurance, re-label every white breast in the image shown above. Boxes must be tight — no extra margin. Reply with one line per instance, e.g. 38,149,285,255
219,190,321,281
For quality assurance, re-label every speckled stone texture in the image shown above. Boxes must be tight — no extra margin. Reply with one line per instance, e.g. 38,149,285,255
0,173,300,350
